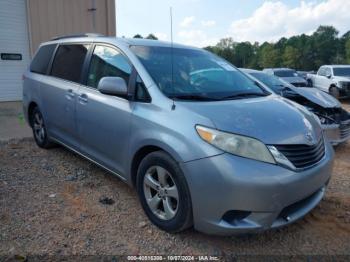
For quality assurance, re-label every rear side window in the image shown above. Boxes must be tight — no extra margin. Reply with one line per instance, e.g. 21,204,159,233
30,44,57,74
51,44,90,83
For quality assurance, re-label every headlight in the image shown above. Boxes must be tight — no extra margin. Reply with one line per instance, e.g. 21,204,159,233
196,125,276,164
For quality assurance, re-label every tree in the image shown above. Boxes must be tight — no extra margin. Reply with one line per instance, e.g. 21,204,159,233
312,25,339,67
205,25,348,71
216,37,234,49
234,42,255,67
259,44,280,68
283,46,301,68
346,39,350,63
146,34,158,40
133,34,143,39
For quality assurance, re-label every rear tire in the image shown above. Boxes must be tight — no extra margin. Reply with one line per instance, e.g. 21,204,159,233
30,107,55,149
329,86,340,99
136,151,193,233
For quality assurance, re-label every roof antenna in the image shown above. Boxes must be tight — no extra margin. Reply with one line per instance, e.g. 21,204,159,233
170,6,176,111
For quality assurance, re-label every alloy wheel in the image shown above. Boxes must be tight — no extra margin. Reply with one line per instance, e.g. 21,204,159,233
33,111,45,143
143,165,179,220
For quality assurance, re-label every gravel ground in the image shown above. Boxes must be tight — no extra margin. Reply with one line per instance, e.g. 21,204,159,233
1,101,350,258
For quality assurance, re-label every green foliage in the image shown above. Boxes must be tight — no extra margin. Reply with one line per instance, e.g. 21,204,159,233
205,25,349,70
133,34,143,39
146,34,158,40
346,39,350,63
133,34,159,40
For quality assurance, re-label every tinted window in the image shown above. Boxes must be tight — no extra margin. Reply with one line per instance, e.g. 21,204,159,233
30,44,57,74
274,70,296,77
87,45,131,88
130,45,266,100
333,67,350,76
249,72,290,93
51,44,90,83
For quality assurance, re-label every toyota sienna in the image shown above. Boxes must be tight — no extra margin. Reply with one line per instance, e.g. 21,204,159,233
23,34,334,235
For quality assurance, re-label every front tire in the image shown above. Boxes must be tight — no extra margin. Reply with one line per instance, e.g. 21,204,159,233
30,107,55,149
329,86,340,99
136,151,193,233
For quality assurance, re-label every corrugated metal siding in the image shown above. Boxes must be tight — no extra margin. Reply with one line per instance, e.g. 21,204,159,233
27,0,116,55
0,0,31,101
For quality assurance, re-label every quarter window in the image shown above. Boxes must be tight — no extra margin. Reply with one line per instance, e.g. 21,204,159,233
30,44,57,74
135,75,151,102
50,44,90,83
87,45,132,88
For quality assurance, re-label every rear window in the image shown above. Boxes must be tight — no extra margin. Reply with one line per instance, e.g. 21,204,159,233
274,70,296,77
50,44,90,83
30,44,57,74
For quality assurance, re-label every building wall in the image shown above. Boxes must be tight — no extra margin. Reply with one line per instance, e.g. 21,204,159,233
0,0,31,101
27,0,116,55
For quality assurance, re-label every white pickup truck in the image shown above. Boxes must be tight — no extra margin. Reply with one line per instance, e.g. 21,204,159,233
307,65,350,98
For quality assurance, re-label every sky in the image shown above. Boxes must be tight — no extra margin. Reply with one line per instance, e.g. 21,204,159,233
115,0,350,47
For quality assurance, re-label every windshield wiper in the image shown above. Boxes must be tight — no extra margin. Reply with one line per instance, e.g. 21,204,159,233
220,92,268,100
168,94,220,101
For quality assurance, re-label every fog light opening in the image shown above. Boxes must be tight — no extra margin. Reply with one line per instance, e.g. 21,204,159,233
222,210,252,224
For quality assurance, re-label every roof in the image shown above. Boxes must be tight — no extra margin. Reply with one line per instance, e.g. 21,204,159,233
265,68,295,71
322,65,350,68
43,34,198,50
239,68,262,74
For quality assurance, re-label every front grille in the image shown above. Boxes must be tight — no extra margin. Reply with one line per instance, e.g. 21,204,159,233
274,138,325,169
340,122,350,139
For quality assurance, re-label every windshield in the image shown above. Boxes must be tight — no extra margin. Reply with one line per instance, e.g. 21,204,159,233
130,45,267,100
333,67,350,77
274,70,297,77
249,72,290,93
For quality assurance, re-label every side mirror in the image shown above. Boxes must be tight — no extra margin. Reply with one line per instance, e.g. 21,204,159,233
326,74,332,79
97,77,128,97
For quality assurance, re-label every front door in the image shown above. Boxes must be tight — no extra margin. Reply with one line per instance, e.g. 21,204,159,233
76,44,133,176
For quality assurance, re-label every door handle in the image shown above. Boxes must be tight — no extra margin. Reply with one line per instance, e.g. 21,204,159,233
65,89,75,100
78,93,88,104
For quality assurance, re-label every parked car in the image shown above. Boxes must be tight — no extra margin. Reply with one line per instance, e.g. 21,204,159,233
307,65,350,98
297,70,315,83
263,68,308,87
242,68,350,146
23,34,334,235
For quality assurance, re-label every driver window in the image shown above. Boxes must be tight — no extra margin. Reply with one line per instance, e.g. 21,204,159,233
318,67,325,76
324,67,331,77
87,45,132,88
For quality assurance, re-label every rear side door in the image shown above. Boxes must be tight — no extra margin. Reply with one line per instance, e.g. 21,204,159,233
76,44,133,176
41,43,90,149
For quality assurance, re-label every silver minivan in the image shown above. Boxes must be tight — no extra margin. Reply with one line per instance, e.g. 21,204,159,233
23,35,334,235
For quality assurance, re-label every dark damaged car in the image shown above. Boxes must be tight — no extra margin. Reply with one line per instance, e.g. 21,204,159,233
242,69,350,146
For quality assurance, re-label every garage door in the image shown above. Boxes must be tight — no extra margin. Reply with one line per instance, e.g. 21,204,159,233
0,0,31,101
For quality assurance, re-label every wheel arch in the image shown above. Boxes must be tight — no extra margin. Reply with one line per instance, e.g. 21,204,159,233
27,101,38,127
130,143,182,188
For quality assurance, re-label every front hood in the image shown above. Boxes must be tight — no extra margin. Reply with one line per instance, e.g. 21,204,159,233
287,86,341,108
178,96,322,145
282,76,307,84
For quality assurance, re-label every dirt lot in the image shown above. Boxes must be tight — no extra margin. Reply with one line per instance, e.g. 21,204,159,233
1,101,350,259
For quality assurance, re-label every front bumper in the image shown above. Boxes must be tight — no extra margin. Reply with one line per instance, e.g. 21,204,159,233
181,141,334,235
322,120,350,146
